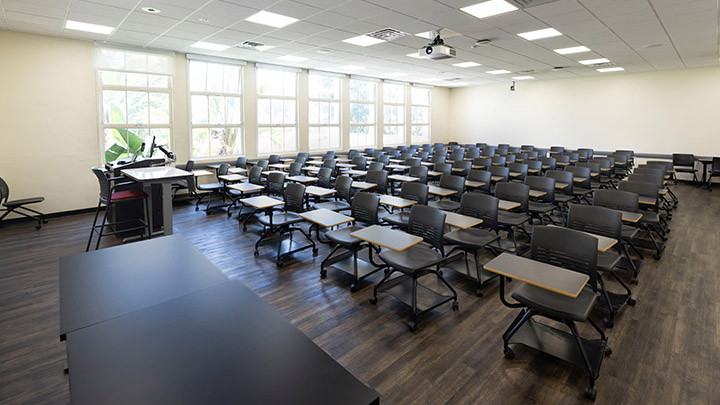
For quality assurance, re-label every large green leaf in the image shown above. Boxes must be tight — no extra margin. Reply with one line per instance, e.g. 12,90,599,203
113,128,144,155
105,143,127,162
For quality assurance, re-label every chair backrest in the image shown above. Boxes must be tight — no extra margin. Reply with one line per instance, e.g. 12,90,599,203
466,149,480,159
526,151,539,160
378,155,390,165
508,147,520,154
489,165,509,182
578,148,593,159
508,163,528,181
183,160,195,172
317,167,332,188
577,161,600,174
567,204,622,240
407,205,446,254
267,172,286,196
473,157,492,169
364,148,375,156
434,162,452,175
521,144,534,151
431,155,446,164
409,166,428,184
326,150,336,156
531,226,597,291
218,163,230,177
417,151,429,161
256,159,269,170
505,154,516,164
453,160,471,174
516,153,528,162
322,159,337,171
352,156,367,170
546,170,573,194
593,189,639,213
713,157,720,173
351,192,379,225
397,145,408,152
369,162,385,171
269,154,281,164
458,192,499,231
401,182,429,205
494,182,529,211
399,152,413,160
295,156,307,165
527,160,542,173
564,165,590,189
233,157,246,169
556,154,570,164
449,149,465,161
297,152,309,159
482,146,496,156
634,166,664,177
524,176,555,202
284,183,305,213
550,146,565,153
491,156,506,166
335,175,353,202
628,173,663,187
91,167,111,201
540,157,556,170
249,166,263,185
619,180,660,200
366,170,389,194
439,175,465,201
288,162,302,176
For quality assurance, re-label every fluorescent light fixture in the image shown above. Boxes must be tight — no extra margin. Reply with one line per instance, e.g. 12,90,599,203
386,72,408,77
554,46,590,55
340,65,365,71
256,45,275,51
597,67,624,73
461,0,518,19
245,10,298,28
277,55,307,62
453,62,481,68
406,52,423,59
65,20,114,35
579,58,610,65
486,69,511,74
512,76,534,80
518,28,562,40
191,41,230,51
343,35,385,47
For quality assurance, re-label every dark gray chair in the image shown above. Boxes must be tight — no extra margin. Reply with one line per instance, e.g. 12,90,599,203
316,167,332,189
312,175,352,212
383,182,428,228
429,175,464,212
369,162,385,171
265,172,286,197
196,163,230,213
467,169,491,194
366,170,389,195
524,176,556,224
288,162,302,177
268,154,281,165
409,166,428,184
372,205,458,331
508,162,528,182
494,182,531,252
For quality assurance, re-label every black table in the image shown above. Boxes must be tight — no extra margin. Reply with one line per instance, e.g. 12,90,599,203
697,158,713,188
66,281,379,405
59,235,230,340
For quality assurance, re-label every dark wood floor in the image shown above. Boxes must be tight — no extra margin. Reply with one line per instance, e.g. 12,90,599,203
1,183,718,404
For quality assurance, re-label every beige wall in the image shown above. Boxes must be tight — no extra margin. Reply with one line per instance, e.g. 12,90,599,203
448,66,720,156
0,30,451,216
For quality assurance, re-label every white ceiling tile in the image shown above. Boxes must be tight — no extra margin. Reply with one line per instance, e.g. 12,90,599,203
199,1,257,21
2,0,67,19
266,1,323,19
70,1,133,19
329,1,389,20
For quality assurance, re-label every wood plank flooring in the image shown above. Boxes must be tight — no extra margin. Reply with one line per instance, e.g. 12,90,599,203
1,183,718,404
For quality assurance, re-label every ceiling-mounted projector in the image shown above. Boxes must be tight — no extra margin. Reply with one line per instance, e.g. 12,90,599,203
419,34,456,60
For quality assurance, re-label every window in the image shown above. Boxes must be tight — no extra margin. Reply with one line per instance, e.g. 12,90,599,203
411,86,431,143
308,74,341,151
383,82,406,146
97,48,173,162
257,68,297,154
188,60,243,158
349,79,376,148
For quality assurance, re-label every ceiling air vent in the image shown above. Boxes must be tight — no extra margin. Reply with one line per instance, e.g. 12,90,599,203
445,78,463,82
366,28,408,42
237,41,269,51
508,0,561,8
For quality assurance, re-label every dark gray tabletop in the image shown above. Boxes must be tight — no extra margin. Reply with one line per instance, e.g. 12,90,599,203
59,235,229,339
66,281,379,405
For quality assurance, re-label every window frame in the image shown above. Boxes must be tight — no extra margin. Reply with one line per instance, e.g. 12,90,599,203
256,67,299,155
382,82,407,147
349,78,378,149
308,73,342,152
411,86,432,144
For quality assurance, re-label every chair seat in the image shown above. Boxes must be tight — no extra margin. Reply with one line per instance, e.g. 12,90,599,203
674,167,696,173
511,284,599,322
639,211,660,224
597,251,622,272
622,225,639,239
497,210,530,226
258,212,302,227
227,188,260,197
383,211,410,226
312,200,351,212
555,194,573,203
573,188,593,196
528,201,554,214
107,190,147,202
444,228,500,248
197,182,224,191
429,200,461,212
3,196,45,207
379,244,443,273
325,226,364,246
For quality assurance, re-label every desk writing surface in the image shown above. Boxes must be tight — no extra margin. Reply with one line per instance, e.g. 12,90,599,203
59,235,229,339
547,225,617,252
239,196,284,209
427,170,443,176
336,163,356,168
227,167,248,174
306,160,324,166
573,177,587,182
228,183,264,193
388,158,403,163
268,163,290,170
336,158,352,163
490,176,504,182
66,282,379,405
386,164,410,170
529,189,547,198
639,196,656,205
443,211,483,229
351,181,377,190
305,186,336,197
206,163,221,170
483,253,588,298
218,174,247,182
428,185,458,196
620,211,643,223
122,167,191,182
420,162,434,166
379,195,417,208
262,170,285,176
498,199,521,211
299,209,353,228
527,169,540,174
342,169,368,176
465,180,486,188
192,170,213,177
659,188,668,195
555,182,569,189
303,166,320,172
509,171,522,177
286,175,318,183
350,225,423,252
388,175,419,182
451,168,467,173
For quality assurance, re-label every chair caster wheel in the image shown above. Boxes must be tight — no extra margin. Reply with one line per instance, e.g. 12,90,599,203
195,207,199,211
227,212,232,218
350,284,358,293
35,225,41,230
43,220,49,224
407,320,417,332
243,227,248,232
369,296,377,305
605,346,612,357
653,253,661,260
631,277,638,285
603,318,614,328
476,289,483,297
504,347,514,360
320,270,327,278
452,301,459,311
584,386,597,401
277,262,284,268
254,251,259,256
438,270,443,276
312,248,318,255
627,298,636,306
383,269,391,276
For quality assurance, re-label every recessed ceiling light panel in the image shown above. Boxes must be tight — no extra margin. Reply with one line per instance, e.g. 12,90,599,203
191,41,230,51
554,46,590,55
579,58,610,65
518,28,562,40
461,0,518,19
343,35,385,47
486,69,511,74
597,67,624,73
65,20,114,34
512,76,534,80
245,10,298,28
453,62,481,68
406,53,423,59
